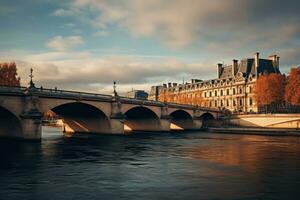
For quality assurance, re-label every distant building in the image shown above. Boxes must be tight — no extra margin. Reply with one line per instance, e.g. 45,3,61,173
148,52,281,113
126,90,149,100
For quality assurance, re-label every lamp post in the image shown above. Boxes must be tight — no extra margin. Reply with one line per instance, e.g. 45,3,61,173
28,68,35,89
113,81,119,98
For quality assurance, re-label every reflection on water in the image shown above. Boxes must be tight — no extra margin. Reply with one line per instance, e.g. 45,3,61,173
1,127,300,200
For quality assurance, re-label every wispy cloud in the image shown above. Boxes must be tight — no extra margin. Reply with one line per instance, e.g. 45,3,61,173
45,35,84,51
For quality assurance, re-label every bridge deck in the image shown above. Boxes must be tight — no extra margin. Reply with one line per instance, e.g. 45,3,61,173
0,86,219,112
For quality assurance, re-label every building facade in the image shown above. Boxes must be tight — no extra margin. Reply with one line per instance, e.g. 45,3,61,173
149,53,280,113
125,90,149,100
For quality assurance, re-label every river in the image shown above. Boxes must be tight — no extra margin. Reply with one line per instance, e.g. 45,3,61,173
1,126,300,200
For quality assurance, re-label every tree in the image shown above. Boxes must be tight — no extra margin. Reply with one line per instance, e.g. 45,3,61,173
0,62,21,86
254,73,285,112
285,66,300,105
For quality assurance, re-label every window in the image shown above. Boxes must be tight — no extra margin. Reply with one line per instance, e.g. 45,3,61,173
221,90,223,96
215,100,217,107
215,90,217,96
227,100,229,107
221,100,223,107
204,92,207,98
227,89,229,95
233,88,236,95
233,100,236,106
209,101,212,107
239,99,243,106
249,97,253,106
209,91,212,97
239,87,242,94
249,86,252,93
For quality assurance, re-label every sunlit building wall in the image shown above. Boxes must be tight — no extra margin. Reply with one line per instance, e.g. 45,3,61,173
149,53,280,113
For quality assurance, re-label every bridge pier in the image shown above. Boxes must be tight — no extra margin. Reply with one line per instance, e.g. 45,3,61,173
20,109,43,141
110,118,125,134
160,115,171,132
192,118,203,130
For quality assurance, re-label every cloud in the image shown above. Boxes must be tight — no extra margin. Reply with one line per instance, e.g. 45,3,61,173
61,0,300,51
52,8,78,17
1,50,215,94
45,35,84,51
93,30,108,37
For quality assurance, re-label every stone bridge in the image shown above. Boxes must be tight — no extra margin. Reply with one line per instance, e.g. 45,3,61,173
0,86,221,141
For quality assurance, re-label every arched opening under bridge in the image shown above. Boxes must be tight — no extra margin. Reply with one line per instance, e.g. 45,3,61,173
200,112,215,127
0,106,22,138
169,110,194,130
124,106,161,132
45,102,111,135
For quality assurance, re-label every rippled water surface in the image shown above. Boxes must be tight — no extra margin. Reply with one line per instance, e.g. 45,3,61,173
1,127,300,200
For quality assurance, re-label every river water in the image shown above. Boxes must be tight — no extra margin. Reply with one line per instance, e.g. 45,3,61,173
1,127,300,200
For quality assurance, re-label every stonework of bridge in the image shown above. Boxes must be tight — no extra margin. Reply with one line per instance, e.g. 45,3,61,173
0,86,221,141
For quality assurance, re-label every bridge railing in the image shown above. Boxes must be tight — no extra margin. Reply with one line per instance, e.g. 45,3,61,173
36,88,113,100
0,86,28,94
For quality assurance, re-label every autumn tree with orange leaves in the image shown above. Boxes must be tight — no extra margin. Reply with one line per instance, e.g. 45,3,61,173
0,62,20,86
254,73,285,113
285,67,300,106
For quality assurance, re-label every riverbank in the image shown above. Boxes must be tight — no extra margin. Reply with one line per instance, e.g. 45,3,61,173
229,113,300,129
207,127,300,136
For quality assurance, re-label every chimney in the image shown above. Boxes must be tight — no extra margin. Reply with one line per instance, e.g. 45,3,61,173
232,59,238,76
254,52,259,77
217,63,223,79
163,83,167,88
269,55,277,68
276,56,280,70
254,52,259,68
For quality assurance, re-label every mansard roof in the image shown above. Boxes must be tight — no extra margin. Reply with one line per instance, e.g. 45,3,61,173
219,58,281,79
257,59,280,74
219,65,233,79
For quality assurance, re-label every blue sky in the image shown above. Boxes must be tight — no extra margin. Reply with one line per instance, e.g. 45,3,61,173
1,0,300,93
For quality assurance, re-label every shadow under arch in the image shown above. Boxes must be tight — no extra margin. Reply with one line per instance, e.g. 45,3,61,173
47,102,111,134
0,106,23,138
200,112,215,127
124,106,161,132
169,110,194,130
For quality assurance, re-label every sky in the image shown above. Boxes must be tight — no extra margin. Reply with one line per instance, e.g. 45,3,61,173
0,0,300,94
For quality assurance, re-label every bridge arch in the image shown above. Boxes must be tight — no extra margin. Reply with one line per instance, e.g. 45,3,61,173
200,112,216,127
48,102,111,134
0,106,23,138
169,110,195,130
124,106,161,132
